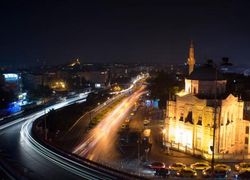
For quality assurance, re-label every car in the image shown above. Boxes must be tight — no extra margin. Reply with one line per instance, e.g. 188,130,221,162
149,162,165,170
235,170,250,179
202,167,228,178
154,168,170,177
169,162,186,171
121,124,129,129
235,162,250,171
190,162,210,170
215,163,231,172
176,167,197,177
143,119,150,126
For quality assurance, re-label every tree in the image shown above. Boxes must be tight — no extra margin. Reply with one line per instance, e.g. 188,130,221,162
147,71,183,108
0,88,16,109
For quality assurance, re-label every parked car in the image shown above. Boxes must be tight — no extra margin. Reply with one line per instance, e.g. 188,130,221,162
149,162,165,170
215,164,231,172
235,162,250,172
202,167,228,178
154,168,170,177
190,162,210,170
169,162,186,171
235,170,250,179
176,167,197,177
143,119,150,126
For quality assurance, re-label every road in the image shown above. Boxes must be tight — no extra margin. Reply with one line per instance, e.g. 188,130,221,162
0,94,93,179
71,89,210,178
73,86,146,164
0,74,149,179
59,93,126,151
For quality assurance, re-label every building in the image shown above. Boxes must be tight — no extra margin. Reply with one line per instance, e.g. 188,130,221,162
81,70,109,88
164,44,250,160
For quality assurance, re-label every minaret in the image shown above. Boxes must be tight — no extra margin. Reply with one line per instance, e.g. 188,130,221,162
187,40,195,75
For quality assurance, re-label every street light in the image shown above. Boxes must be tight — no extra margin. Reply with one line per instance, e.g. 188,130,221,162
211,64,218,176
162,128,166,151
137,139,141,176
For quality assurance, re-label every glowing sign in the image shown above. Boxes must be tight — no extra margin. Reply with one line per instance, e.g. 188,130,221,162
3,73,18,81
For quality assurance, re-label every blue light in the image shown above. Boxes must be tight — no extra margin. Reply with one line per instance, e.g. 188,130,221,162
3,73,19,81
153,99,159,108
7,102,21,113
145,100,151,107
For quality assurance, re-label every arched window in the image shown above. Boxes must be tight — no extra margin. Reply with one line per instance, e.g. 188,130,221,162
179,113,184,121
197,116,202,126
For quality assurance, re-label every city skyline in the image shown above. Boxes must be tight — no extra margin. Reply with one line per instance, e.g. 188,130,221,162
1,0,250,66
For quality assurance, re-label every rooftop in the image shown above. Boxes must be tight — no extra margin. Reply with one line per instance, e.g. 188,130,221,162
188,64,225,81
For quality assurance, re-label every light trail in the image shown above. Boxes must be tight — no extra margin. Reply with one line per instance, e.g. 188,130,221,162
73,86,146,161
110,73,148,95
0,92,89,131
16,92,123,179
0,85,145,179
20,115,116,179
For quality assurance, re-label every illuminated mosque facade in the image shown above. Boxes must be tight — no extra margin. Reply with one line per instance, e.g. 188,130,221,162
164,42,250,160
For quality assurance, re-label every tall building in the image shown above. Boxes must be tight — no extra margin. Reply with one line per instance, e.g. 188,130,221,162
187,41,195,75
164,62,250,160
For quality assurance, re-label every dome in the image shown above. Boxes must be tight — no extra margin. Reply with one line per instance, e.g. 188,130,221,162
188,65,224,81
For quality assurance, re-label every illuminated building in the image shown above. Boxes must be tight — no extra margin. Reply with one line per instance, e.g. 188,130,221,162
165,47,250,160
3,73,22,94
82,71,109,88
50,81,67,91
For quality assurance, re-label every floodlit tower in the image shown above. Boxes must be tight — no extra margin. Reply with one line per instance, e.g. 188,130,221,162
187,40,195,75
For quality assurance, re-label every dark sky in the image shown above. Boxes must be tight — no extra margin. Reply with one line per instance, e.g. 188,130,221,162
1,0,250,66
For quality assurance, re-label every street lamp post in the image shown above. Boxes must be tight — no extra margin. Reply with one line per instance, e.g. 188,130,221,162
145,148,150,162
162,128,167,153
211,64,218,175
44,110,47,141
137,139,140,176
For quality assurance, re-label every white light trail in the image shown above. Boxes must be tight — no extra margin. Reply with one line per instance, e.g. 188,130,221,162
73,86,146,161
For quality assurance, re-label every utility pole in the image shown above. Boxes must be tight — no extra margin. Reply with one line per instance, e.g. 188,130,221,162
211,65,218,175
137,135,140,176
44,109,47,141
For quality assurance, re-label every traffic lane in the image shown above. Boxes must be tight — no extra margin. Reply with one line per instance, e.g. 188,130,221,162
0,117,82,180
60,94,126,152
91,97,146,175
73,87,146,161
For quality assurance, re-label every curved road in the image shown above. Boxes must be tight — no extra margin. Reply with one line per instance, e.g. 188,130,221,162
0,117,82,180
0,75,148,180
0,96,92,180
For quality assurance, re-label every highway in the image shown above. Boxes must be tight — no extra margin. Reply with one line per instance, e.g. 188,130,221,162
0,93,101,179
73,86,146,162
0,74,148,179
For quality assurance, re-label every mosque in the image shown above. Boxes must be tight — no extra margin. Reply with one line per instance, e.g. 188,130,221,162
164,42,250,160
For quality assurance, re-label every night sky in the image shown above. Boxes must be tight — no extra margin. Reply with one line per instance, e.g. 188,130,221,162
1,0,250,66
